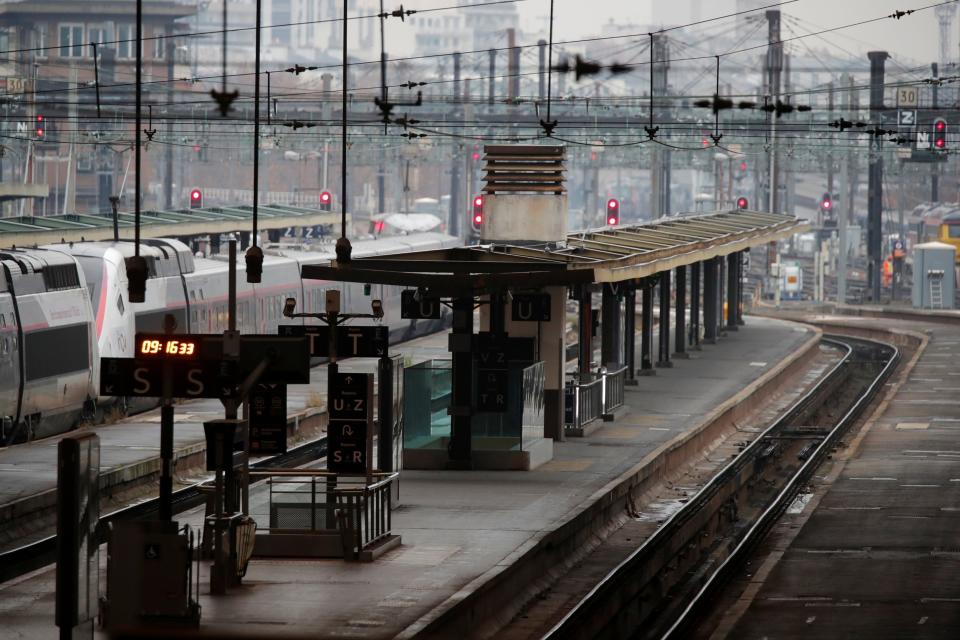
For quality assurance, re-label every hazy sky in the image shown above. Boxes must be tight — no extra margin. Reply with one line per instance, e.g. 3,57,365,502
516,0,950,69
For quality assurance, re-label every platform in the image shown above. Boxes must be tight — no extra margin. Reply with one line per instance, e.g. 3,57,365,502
0,315,815,638
712,309,960,640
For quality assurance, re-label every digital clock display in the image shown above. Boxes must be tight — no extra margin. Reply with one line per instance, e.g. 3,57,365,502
137,337,200,358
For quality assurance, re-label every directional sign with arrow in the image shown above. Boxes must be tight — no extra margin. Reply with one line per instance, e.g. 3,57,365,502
327,370,373,474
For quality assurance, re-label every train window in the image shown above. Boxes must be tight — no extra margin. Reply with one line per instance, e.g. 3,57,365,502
949,225,960,239
116,294,124,315
24,324,88,380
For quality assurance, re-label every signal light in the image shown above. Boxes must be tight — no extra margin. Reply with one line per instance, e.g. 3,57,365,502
606,198,619,226
35,114,45,139
471,195,484,233
933,117,947,150
189,189,203,208
245,245,263,284
319,190,332,211
736,197,748,210
739,161,747,171
820,192,832,211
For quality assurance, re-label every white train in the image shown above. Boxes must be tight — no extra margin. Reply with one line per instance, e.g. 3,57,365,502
0,232,458,444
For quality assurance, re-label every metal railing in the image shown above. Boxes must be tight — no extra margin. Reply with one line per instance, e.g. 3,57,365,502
602,365,627,416
249,469,398,560
564,376,603,432
335,474,396,560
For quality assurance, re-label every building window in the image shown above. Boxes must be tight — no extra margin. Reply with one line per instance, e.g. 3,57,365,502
59,24,83,58
34,25,48,58
153,30,165,60
89,26,108,46
116,24,134,59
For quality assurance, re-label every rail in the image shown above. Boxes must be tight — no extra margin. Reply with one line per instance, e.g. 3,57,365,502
544,335,899,640
601,365,627,416
564,376,603,433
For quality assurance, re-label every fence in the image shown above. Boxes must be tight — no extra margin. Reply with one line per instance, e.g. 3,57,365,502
564,364,628,434
249,470,398,561
602,365,627,416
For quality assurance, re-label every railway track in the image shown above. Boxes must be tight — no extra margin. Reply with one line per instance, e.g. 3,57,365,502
0,435,327,584
541,334,898,640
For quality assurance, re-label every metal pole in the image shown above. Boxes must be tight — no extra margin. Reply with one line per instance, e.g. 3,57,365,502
657,271,671,367
488,49,496,106
690,261,701,347
252,0,262,248
624,284,636,383
159,313,176,522
867,51,889,302
335,0,351,262
377,356,393,472
164,35,174,209
134,0,142,255
640,281,654,373
674,265,686,355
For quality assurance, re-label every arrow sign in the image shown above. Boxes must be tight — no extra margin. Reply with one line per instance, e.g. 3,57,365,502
327,369,373,474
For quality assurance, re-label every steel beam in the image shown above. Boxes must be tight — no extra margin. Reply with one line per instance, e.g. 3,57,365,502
657,270,672,368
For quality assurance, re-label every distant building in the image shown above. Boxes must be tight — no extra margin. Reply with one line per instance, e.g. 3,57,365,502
0,0,195,215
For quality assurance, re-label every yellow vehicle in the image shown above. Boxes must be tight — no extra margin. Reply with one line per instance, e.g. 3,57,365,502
939,212,960,264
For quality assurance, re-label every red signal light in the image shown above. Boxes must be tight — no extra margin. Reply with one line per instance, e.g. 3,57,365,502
739,161,747,171
320,191,331,203
189,189,203,208
606,198,619,226
933,118,947,150
736,197,748,210
191,189,201,201
471,195,484,231
35,114,45,138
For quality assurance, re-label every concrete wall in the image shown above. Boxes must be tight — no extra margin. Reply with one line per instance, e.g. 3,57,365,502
480,194,568,244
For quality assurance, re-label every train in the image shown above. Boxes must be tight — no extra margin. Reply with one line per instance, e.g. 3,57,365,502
937,212,960,263
0,232,458,445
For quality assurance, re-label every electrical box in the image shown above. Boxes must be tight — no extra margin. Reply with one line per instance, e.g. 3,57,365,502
325,290,341,315
912,242,956,309
103,520,200,632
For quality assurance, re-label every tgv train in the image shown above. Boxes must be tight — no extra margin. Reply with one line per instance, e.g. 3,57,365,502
0,232,458,444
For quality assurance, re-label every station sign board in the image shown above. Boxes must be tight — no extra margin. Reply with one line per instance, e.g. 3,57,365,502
100,333,309,399
249,383,287,455
100,357,231,398
511,293,551,322
327,371,373,474
400,290,442,319
279,324,388,359
473,333,536,413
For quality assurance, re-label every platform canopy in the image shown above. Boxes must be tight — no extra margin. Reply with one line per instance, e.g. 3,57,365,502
0,204,342,247
302,210,809,295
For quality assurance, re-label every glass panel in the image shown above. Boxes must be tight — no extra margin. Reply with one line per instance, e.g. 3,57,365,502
402,359,451,450
471,360,544,452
